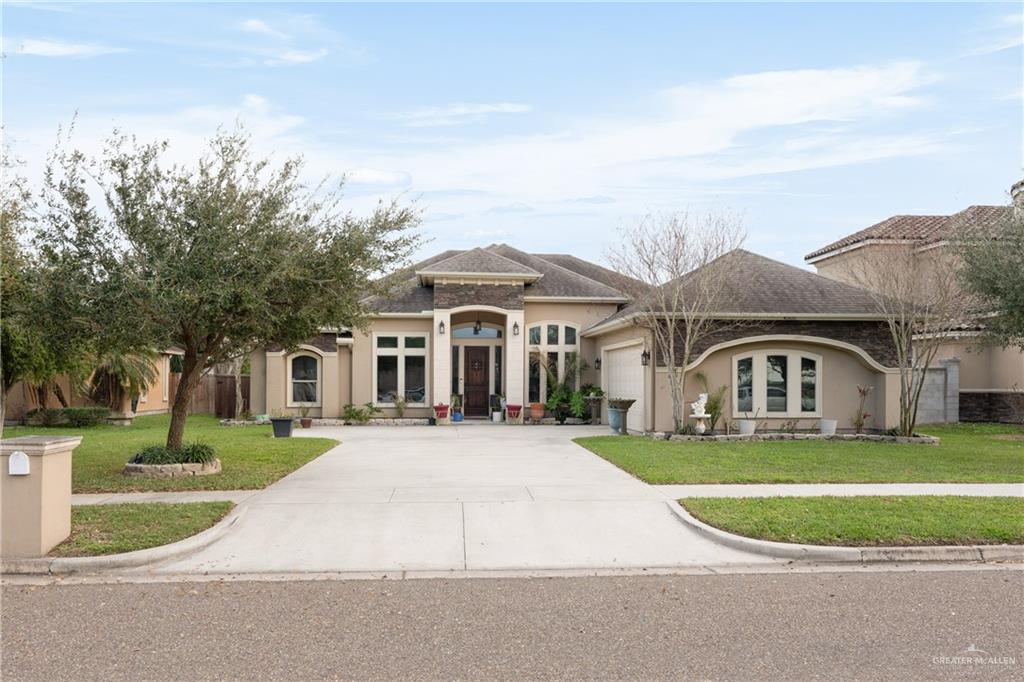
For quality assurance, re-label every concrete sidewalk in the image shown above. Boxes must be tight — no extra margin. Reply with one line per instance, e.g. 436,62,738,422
656,483,1023,498
152,425,776,574
73,491,257,506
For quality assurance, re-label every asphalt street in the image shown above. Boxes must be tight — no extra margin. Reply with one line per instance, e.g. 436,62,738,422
2,570,1021,681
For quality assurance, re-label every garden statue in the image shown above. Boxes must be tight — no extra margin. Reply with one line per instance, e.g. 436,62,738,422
690,393,710,435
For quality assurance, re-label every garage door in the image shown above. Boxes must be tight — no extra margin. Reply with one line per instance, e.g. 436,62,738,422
605,346,645,433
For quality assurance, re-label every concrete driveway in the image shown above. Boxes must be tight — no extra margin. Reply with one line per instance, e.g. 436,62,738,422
157,424,774,574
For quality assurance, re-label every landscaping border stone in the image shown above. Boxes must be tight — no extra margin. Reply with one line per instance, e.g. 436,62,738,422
123,459,222,478
659,432,939,445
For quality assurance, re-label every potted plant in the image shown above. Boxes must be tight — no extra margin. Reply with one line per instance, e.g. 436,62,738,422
529,401,546,422
433,402,450,425
505,404,523,424
736,408,759,435
451,394,464,422
819,418,838,436
606,398,636,435
269,410,294,438
490,394,504,422
298,406,313,429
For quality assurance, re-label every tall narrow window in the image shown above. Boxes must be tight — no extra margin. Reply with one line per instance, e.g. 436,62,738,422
801,357,817,412
766,355,787,412
527,322,580,403
494,346,503,396
547,351,559,388
451,345,460,397
404,356,426,403
528,352,541,403
291,356,319,404
376,356,398,403
736,357,753,412
529,326,541,344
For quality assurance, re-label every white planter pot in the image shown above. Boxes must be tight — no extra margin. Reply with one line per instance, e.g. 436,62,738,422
492,412,503,423
819,419,838,435
737,420,757,436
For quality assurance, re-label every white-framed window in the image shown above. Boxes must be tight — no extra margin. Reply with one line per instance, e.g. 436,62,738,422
373,333,429,406
287,353,322,407
732,350,821,418
527,322,581,403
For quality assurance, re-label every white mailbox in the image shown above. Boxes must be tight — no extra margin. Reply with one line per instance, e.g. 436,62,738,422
7,451,29,476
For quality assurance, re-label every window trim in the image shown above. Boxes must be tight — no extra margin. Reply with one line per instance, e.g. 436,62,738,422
372,332,430,407
731,350,822,418
526,321,582,403
287,352,322,408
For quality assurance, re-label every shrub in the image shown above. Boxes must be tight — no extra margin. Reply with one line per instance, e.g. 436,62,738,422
179,442,217,463
342,403,381,424
130,445,177,465
25,407,65,426
569,390,587,419
63,407,110,427
130,442,217,465
676,423,698,435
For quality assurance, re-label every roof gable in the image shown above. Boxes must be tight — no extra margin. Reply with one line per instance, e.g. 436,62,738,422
417,247,542,280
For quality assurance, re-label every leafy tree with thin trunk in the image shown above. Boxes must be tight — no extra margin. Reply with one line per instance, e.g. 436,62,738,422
957,204,1024,351
847,245,972,436
606,211,745,433
34,129,421,449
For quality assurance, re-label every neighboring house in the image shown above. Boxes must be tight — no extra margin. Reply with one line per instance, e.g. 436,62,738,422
249,245,905,433
4,349,184,423
805,181,1024,424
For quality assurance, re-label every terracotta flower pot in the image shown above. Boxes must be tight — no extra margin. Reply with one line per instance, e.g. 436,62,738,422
529,402,546,421
300,418,313,428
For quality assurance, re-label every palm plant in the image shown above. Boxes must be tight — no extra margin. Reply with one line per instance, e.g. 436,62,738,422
85,350,158,411
695,371,728,433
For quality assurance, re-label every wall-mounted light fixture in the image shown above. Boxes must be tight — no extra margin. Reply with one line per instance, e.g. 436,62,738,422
640,349,651,366
512,322,520,336
473,319,482,335
438,320,446,335
594,357,602,370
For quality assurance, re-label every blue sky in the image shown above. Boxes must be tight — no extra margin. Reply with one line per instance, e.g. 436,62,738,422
4,2,1021,267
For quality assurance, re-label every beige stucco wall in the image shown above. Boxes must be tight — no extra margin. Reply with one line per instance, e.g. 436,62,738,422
934,339,1024,391
249,351,267,415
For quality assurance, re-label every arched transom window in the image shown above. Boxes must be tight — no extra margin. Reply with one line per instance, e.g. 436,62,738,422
527,322,581,403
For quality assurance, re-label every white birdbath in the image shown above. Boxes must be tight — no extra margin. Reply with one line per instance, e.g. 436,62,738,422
690,413,711,434
689,393,711,435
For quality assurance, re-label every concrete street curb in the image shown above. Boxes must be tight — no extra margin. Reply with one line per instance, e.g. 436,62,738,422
666,501,1024,564
1,505,246,576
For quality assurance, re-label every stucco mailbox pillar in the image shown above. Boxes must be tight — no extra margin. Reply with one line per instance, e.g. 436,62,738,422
1,436,81,557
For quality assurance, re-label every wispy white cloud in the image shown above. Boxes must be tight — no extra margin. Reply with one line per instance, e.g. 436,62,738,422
264,48,328,66
13,37,127,58
240,18,289,41
385,102,532,127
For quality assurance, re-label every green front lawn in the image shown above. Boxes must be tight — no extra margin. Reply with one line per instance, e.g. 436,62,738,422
50,502,235,557
4,414,337,493
576,423,1024,484
681,496,1024,546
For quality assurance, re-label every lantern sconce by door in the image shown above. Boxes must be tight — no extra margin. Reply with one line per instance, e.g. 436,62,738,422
438,320,446,335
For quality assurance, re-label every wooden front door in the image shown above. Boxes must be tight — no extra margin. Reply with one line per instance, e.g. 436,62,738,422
463,346,490,417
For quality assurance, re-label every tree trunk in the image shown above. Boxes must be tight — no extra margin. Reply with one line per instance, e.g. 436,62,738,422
233,357,243,419
52,382,69,408
166,355,203,451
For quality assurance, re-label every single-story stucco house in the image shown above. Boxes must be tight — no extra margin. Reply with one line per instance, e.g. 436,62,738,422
249,243,907,433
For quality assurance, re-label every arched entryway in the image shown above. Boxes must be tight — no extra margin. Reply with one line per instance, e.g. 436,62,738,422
449,310,506,417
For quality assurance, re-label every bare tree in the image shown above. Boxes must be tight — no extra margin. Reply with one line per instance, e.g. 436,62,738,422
607,211,745,432
847,245,973,436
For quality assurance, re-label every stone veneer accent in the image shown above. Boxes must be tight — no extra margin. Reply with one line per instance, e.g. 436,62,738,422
959,392,1024,424
659,319,898,368
266,333,337,354
123,459,222,478
434,283,524,310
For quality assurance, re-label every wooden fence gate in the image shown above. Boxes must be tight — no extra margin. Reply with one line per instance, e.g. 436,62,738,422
214,375,251,418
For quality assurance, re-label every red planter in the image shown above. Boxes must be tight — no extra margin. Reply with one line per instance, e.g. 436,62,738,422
434,404,450,419
299,418,313,429
505,404,522,422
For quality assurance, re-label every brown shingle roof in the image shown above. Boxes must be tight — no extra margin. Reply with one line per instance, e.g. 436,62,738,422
589,249,882,331
533,253,646,297
805,205,1011,260
417,247,541,277
484,244,629,300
